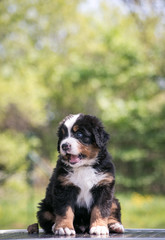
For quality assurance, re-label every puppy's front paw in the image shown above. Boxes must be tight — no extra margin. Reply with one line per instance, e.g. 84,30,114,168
90,226,109,235
52,224,75,236
109,222,125,233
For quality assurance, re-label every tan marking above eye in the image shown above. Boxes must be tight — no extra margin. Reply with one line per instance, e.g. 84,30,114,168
61,128,65,135
73,125,79,132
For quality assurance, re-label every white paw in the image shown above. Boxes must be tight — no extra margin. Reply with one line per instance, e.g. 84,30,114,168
109,223,125,233
52,224,75,236
90,226,109,235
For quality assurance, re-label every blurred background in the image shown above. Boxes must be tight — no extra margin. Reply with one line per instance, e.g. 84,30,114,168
0,0,165,230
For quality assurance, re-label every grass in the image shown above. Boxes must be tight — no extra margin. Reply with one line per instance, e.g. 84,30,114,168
0,184,165,229
118,193,165,229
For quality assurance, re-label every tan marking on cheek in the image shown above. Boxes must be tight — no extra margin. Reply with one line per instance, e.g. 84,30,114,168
73,125,79,132
43,211,55,221
79,143,99,159
55,207,74,230
90,206,108,228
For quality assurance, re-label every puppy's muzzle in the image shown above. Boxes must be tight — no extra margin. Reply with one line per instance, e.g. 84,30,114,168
62,143,71,152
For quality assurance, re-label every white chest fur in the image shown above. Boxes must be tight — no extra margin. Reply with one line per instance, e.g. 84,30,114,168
68,166,106,210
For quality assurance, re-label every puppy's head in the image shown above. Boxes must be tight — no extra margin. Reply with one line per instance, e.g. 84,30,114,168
57,114,109,167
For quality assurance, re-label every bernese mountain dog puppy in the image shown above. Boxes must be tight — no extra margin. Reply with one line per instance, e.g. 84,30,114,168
27,114,124,236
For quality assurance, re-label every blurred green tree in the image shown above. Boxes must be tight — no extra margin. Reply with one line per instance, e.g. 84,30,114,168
0,0,164,193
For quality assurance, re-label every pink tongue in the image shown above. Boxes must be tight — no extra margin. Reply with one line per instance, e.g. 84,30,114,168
70,155,80,164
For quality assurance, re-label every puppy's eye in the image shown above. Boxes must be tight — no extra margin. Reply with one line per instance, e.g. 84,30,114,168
75,131,83,138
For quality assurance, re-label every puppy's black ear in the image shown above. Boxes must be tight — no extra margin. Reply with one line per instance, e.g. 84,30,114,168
84,115,109,148
92,125,110,148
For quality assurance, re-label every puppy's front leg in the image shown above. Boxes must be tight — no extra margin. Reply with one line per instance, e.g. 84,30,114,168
90,179,115,236
52,206,75,236
90,206,109,235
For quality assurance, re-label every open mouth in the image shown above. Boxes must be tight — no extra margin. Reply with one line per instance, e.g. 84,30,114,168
66,153,86,164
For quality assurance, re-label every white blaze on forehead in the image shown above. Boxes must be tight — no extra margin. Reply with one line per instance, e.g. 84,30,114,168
64,114,80,135
60,114,81,156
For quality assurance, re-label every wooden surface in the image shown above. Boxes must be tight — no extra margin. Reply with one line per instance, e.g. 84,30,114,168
0,229,165,240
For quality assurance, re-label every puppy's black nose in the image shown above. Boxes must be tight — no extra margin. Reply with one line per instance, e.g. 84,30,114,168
62,143,71,152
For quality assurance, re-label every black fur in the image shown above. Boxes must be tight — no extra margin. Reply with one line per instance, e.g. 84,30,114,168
36,114,123,234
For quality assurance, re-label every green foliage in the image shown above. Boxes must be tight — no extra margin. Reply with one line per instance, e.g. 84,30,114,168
0,183,39,229
119,193,165,228
0,0,165,196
